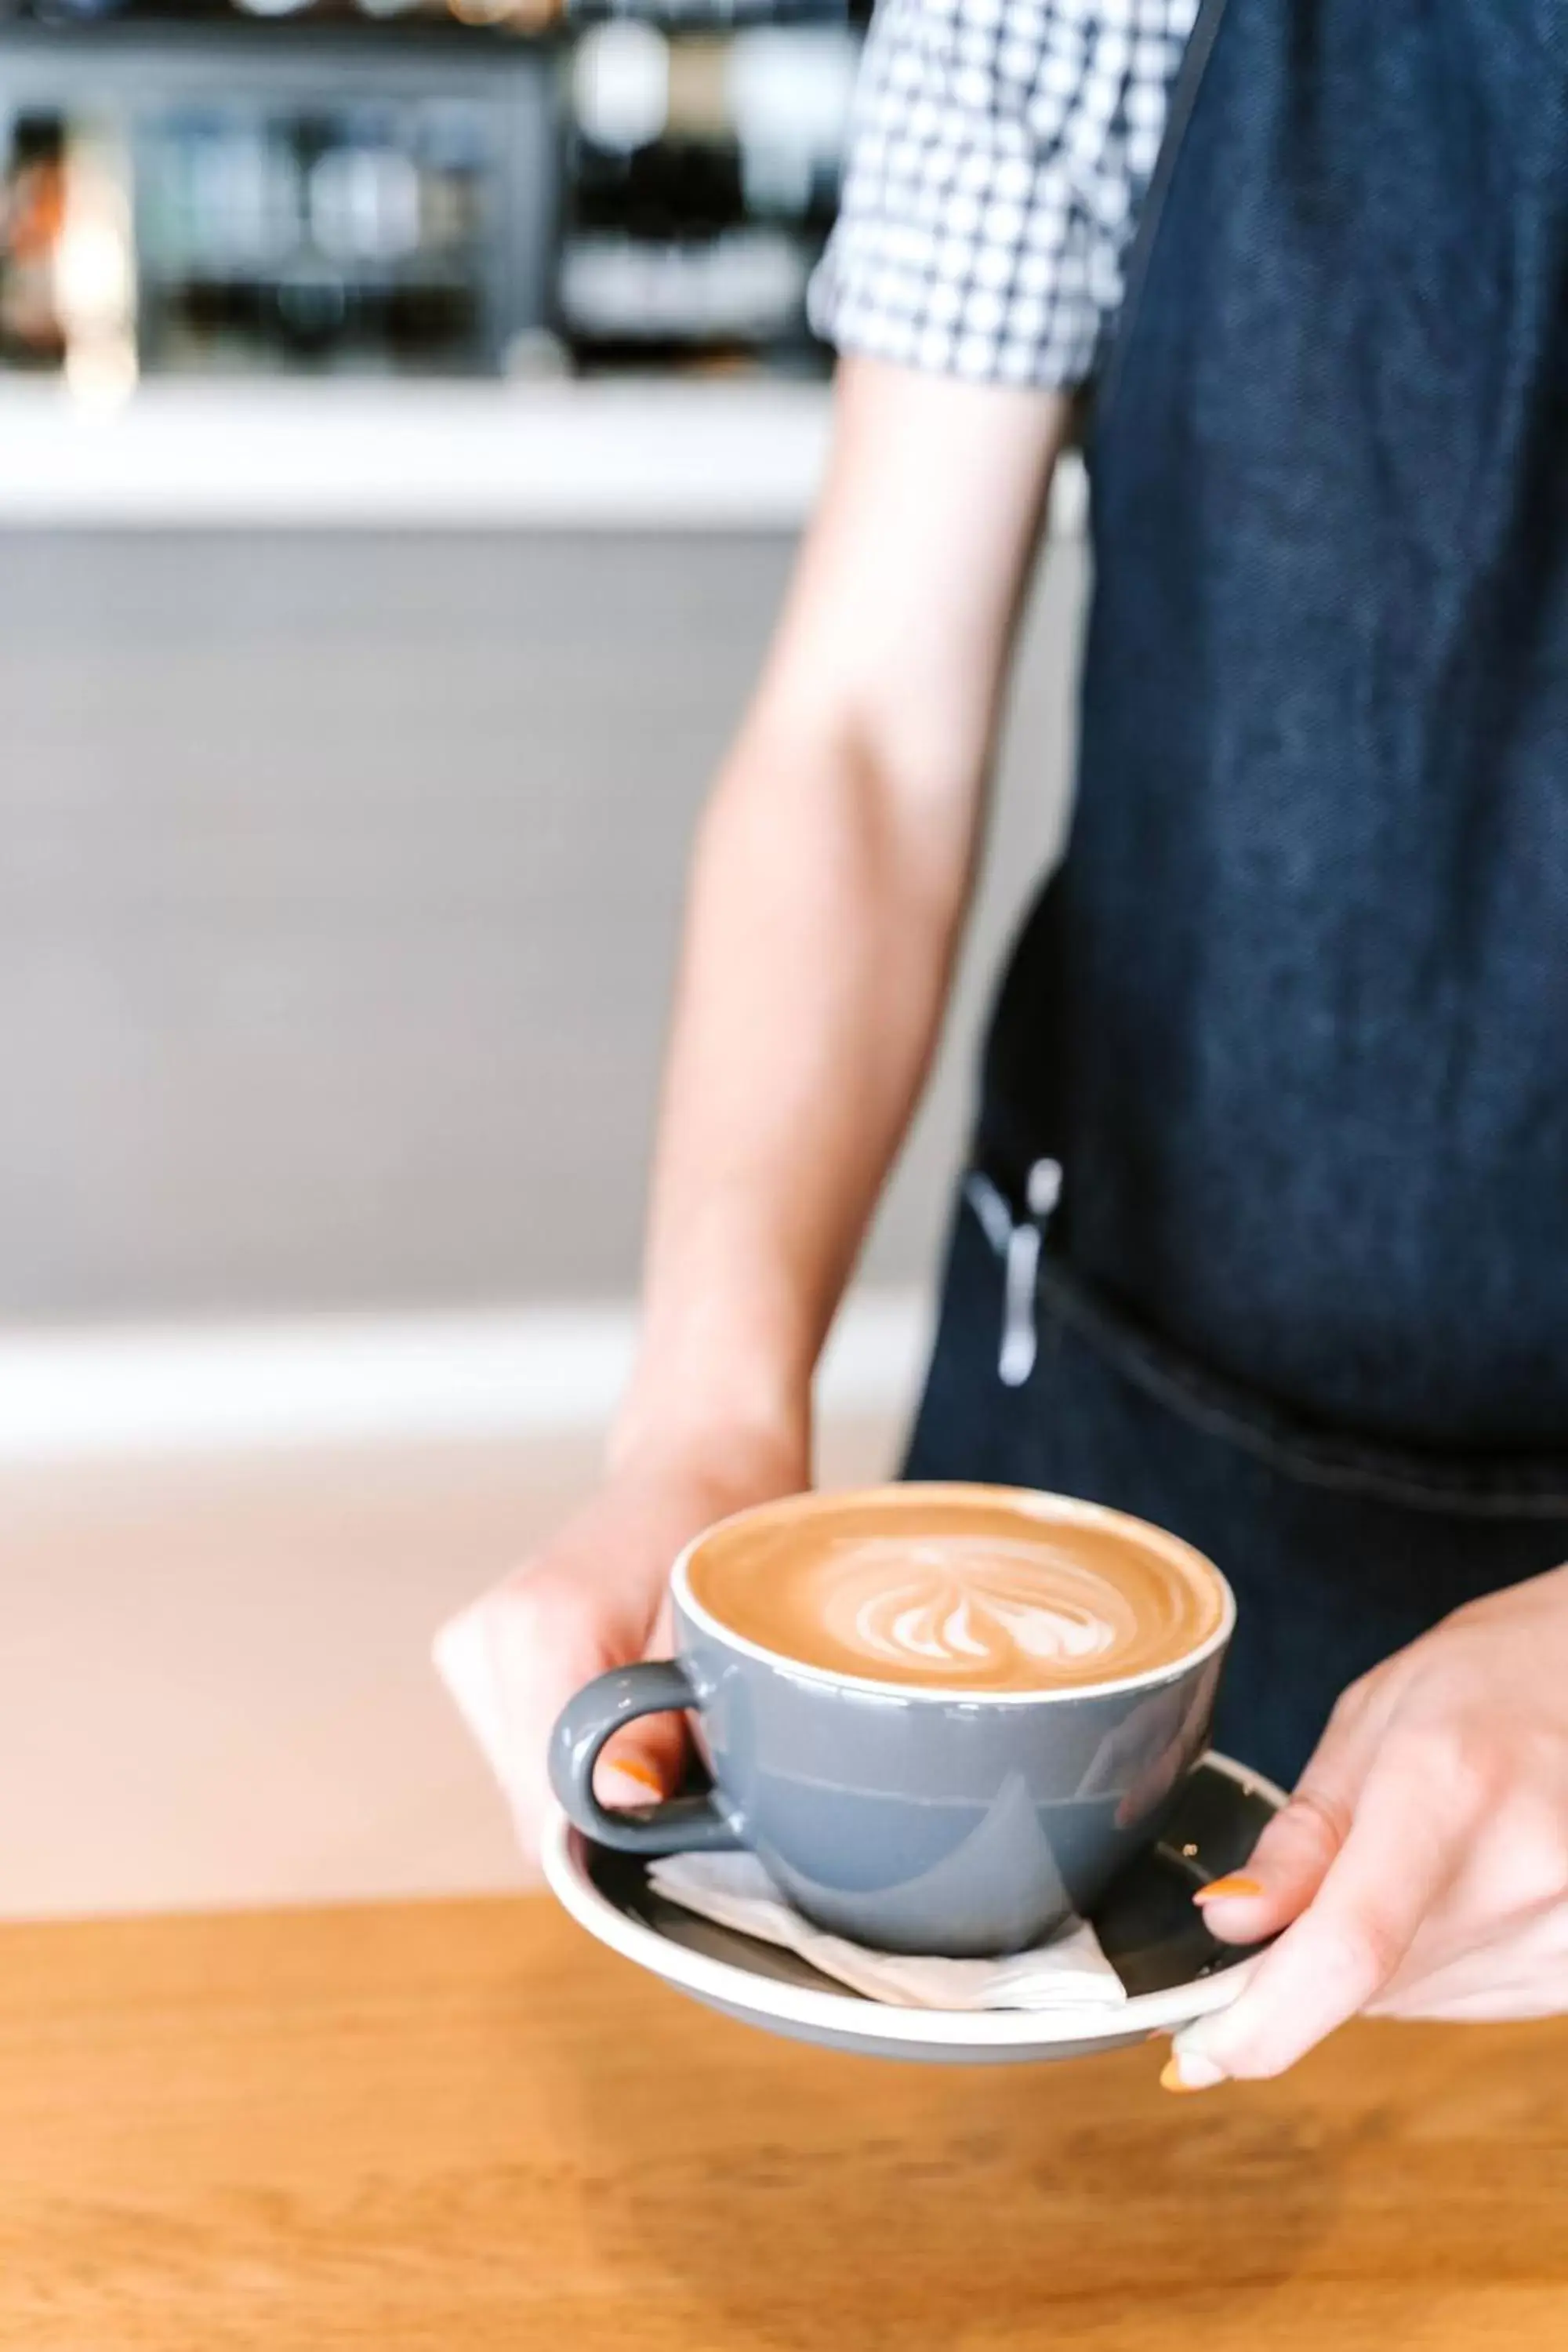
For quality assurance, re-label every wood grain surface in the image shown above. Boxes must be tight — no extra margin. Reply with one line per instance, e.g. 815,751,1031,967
1,1893,1564,2351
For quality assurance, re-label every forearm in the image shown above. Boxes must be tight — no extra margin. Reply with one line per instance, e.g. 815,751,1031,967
441,365,1069,1846
612,362,1070,1480
612,711,977,1478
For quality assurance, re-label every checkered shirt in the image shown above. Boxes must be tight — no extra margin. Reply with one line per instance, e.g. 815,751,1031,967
810,0,1197,388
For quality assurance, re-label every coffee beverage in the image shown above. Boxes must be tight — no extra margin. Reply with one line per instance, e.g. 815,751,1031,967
551,1482,1235,1955
685,1486,1224,1692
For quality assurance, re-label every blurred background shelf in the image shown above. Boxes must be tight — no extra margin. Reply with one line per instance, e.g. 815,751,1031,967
0,10,860,389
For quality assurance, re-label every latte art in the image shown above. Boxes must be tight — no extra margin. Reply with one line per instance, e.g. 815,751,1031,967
685,1486,1227,1693
816,1536,1134,1682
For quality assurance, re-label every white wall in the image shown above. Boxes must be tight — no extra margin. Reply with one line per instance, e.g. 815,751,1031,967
0,524,1083,1328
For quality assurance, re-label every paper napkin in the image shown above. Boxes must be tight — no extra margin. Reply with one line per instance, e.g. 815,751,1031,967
648,1850,1127,2013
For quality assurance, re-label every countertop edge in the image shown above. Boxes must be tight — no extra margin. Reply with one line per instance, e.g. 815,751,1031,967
0,379,1087,534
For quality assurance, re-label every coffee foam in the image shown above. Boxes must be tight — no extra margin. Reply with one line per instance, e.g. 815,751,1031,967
684,1488,1225,1693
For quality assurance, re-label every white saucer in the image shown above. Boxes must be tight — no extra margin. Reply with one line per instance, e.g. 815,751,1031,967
543,1751,1283,2064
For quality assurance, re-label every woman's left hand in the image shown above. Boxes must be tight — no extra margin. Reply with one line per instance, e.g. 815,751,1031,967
1163,1563,1568,2091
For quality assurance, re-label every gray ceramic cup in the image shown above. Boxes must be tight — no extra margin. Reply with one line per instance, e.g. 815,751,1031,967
550,1484,1235,1957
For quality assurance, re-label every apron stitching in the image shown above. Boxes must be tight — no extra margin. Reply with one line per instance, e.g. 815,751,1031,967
1034,1254,1568,1519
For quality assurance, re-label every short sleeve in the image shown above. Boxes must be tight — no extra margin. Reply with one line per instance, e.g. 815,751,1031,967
809,0,1196,390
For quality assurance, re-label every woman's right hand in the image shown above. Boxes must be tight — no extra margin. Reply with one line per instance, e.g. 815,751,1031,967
434,1432,805,1871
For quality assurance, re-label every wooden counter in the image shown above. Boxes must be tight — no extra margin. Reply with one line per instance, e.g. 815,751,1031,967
1,1893,1563,2348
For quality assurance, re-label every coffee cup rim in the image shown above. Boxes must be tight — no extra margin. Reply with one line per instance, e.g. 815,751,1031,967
670,1481,1236,1704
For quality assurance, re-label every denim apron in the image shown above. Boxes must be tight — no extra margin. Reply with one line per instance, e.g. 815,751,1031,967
905,0,1568,1789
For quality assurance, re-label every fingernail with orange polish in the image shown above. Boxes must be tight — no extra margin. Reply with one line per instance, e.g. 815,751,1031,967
1192,1873,1266,1906
603,1758,664,1801
1160,2050,1228,2095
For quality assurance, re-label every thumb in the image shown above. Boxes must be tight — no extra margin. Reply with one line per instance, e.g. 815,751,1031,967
1191,1673,1398,1947
1165,1733,1470,2085
1160,1675,1396,2092
597,1589,691,1802
1190,1783,1352,1945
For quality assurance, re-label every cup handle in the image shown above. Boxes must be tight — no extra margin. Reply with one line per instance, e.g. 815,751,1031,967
548,1659,742,1856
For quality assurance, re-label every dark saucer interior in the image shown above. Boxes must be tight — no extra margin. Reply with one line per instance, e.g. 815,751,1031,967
586,1755,1277,2003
